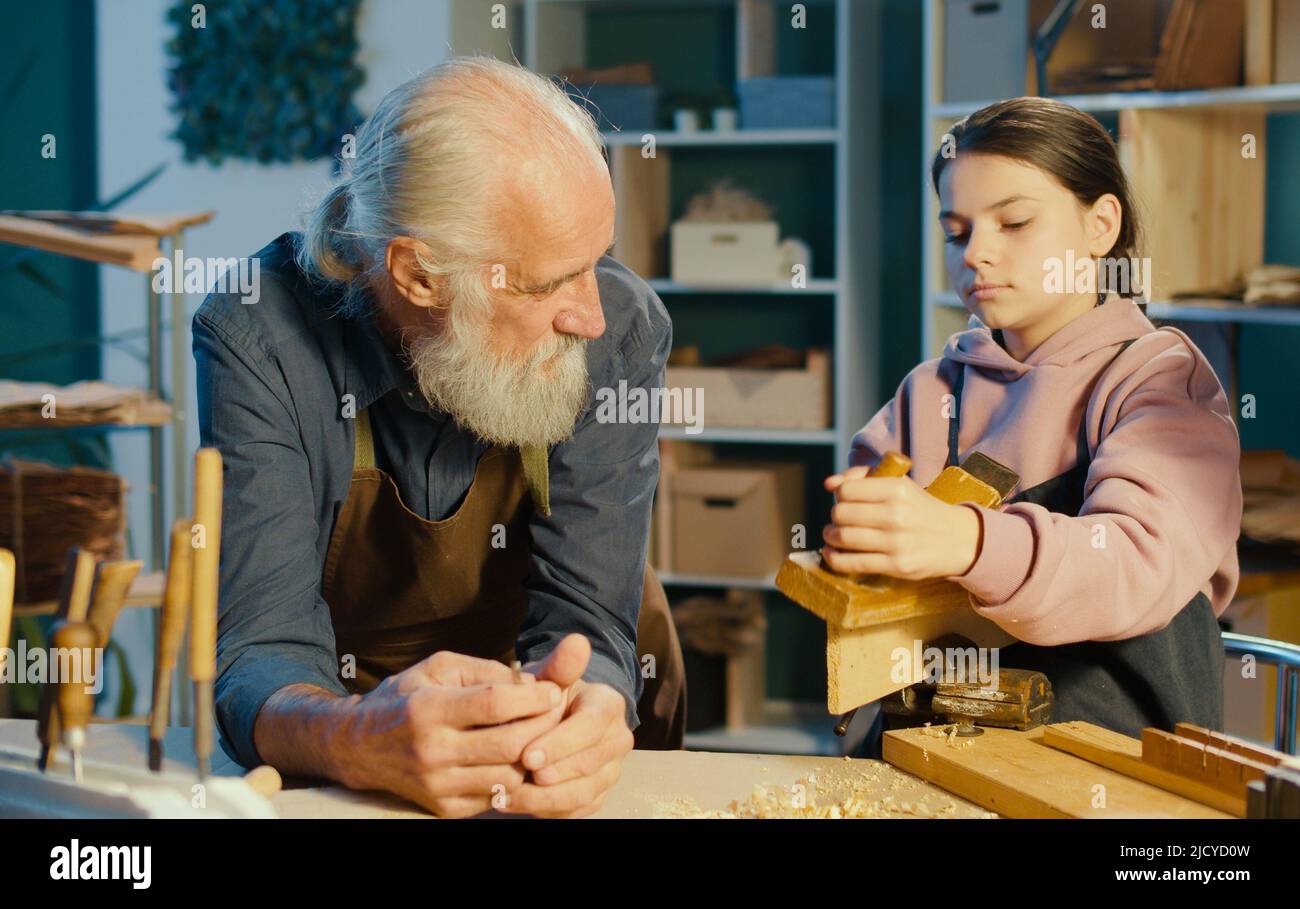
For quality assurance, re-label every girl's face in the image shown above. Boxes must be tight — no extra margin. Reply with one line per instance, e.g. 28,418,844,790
938,152,1121,356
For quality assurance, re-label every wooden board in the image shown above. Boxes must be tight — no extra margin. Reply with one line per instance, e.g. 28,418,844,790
1041,721,1246,816
883,724,1233,819
827,608,1014,714
1118,106,1265,300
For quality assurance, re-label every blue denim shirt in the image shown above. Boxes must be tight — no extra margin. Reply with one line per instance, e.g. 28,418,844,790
193,232,670,769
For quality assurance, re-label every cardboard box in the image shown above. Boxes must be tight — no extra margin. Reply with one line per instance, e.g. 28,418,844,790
670,220,781,286
664,349,831,430
670,460,804,578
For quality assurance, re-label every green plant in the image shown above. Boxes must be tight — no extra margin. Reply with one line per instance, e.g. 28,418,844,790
165,0,366,165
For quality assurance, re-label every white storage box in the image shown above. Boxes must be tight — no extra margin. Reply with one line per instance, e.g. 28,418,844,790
664,349,831,430
670,220,781,286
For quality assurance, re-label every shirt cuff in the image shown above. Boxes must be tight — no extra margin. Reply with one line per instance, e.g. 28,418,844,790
944,503,1035,608
214,653,348,770
582,650,641,733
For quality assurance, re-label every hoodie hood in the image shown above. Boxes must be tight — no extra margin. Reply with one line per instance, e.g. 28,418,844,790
942,293,1157,381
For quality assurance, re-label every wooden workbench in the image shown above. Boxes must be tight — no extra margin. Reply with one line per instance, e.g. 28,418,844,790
0,719,988,818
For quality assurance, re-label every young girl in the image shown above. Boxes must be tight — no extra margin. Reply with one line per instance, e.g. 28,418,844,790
823,97,1242,739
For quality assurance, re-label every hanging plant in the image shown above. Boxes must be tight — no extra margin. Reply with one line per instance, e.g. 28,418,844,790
164,0,366,165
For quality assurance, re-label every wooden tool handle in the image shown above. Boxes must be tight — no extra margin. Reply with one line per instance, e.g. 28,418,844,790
190,448,222,685
150,520,193,746
86,560,143,648
869,451,912,478
37,549,99,752
52,621,98,742
0,549,14,676
243,764,282,797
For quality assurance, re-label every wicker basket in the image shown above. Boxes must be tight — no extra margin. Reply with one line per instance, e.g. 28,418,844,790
0,459,127,603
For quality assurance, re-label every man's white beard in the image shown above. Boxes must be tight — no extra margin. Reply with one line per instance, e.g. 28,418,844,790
406,301,591,450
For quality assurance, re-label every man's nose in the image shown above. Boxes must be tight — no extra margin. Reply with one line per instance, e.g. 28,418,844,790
553,275,606,339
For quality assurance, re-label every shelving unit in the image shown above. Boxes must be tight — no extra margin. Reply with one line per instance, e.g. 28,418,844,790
921,0,1300,360
515,0,880,598
0,212,210,726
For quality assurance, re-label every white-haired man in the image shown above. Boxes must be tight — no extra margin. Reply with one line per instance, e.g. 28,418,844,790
194,57,684,818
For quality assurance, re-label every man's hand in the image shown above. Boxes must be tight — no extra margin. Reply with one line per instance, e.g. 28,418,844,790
330,651,565,818
497,634,634,819
820,465,983,580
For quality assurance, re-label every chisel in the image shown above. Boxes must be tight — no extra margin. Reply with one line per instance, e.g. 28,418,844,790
36,548,97,772
191,448,223,782
149,520,193,771
0,549,14,682
85,559,143,649
51,621,97,783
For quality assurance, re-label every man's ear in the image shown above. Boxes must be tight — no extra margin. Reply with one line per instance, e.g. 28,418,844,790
385,237,442,309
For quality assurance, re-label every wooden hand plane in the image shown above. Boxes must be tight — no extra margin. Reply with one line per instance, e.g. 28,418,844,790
776,450,1024,717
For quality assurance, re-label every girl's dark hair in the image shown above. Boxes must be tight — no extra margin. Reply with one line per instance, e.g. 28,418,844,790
931,97,1144,300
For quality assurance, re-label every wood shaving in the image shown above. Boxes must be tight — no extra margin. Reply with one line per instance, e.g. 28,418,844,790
653,762,994,820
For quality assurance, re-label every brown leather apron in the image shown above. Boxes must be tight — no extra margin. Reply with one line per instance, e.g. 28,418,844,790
321,407,685,749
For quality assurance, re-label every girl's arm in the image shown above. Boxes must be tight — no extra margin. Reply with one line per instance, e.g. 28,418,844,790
953,334,1242,645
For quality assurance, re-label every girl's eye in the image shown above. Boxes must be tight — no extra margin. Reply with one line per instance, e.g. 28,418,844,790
944,232,968,245
1003,219,1031,230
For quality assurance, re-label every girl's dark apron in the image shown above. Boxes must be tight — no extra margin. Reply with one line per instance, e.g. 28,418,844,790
321,405,685,749
946,334,1224,737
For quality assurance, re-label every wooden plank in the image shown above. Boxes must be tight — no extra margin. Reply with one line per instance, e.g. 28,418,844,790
827,607,1014,714
884,724,1233,819
610,144,669,279
1245,0,1276,85
1173,722,1300,768
1141,727,1275,797
1118,106,1265,299
1042,721,1245,816
0,215,162,272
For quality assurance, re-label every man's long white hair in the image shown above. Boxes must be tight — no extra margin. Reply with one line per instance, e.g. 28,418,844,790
295,57,606,448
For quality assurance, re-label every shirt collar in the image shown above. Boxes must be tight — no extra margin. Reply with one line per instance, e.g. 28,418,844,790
346,311,445,419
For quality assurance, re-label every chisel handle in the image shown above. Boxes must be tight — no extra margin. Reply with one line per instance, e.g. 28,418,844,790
51,621,98,752
190,448,223,771
0,549,13,679
36,549,97,763
150,520,193,749
85,560,143,648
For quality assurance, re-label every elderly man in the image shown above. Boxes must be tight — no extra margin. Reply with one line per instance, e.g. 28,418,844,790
193,57,684,819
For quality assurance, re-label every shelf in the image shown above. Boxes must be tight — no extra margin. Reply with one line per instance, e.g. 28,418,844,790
658,425,838,445
602,128,840,147
0,211,213,273
647,278,840,294
655,569,778,591
931,291,1300,328
933,82,1300,120
13,570,165,618
0,401,173,431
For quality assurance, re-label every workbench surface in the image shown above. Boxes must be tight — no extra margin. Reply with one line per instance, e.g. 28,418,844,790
0,719,990,819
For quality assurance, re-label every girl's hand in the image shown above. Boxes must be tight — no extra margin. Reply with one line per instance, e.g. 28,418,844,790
821,467,983,581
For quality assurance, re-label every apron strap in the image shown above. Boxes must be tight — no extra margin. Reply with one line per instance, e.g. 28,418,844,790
354,408,376,469
520,445,551,517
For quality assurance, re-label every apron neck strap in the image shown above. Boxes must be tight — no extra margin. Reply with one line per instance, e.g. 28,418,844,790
520,445,551,517
355,408,376,469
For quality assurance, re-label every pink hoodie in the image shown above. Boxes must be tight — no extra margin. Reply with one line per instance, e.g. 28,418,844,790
850,294,1242,646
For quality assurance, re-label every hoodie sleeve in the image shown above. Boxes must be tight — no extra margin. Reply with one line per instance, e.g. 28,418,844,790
946,333,1242,645
848,367,919,470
